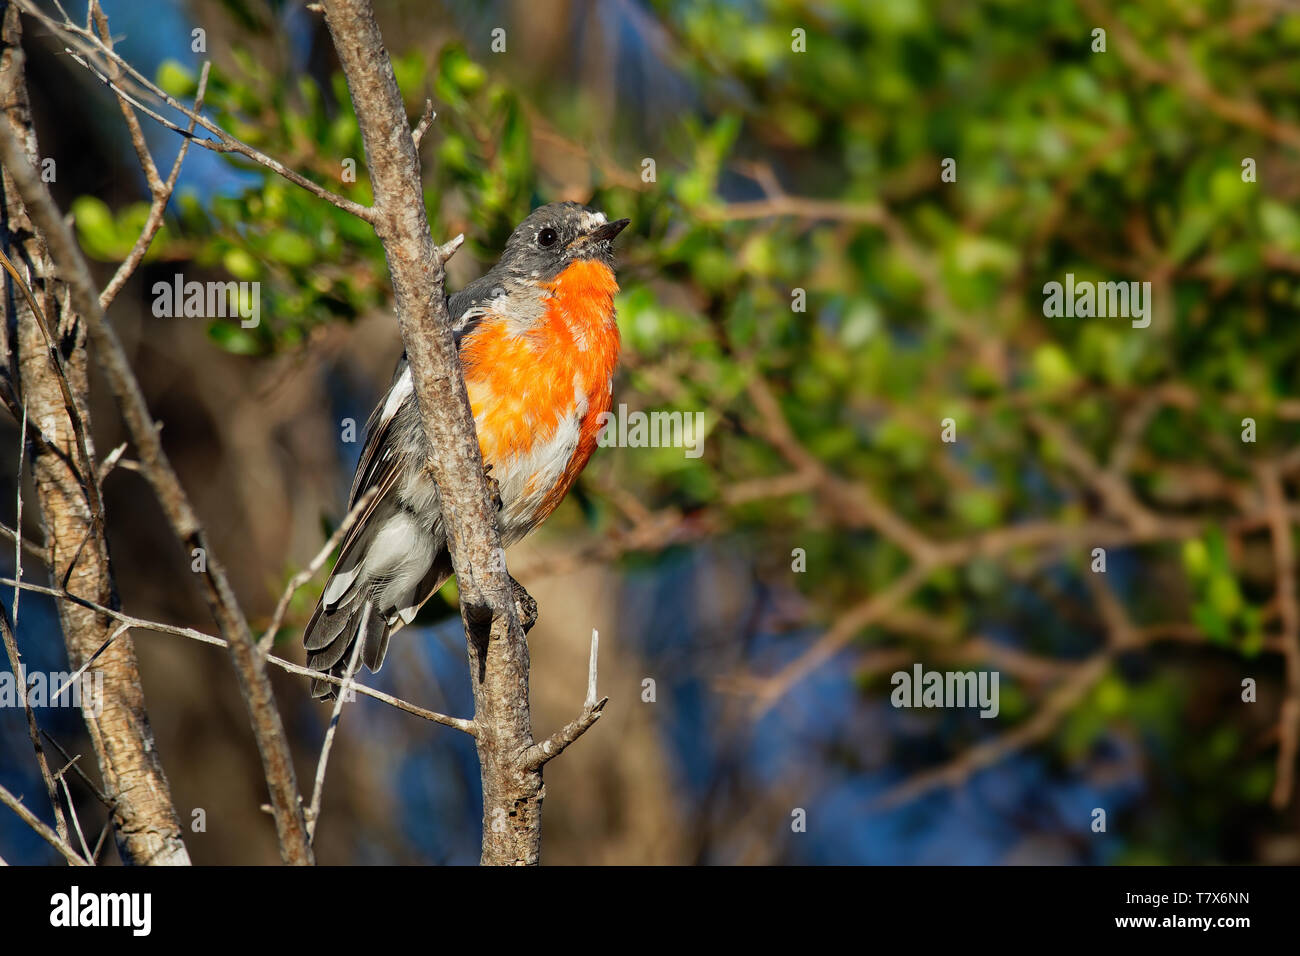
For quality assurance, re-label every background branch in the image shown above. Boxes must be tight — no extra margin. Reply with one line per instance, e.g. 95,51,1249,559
0,4,189,866
0,40,311,863
16,0,373,223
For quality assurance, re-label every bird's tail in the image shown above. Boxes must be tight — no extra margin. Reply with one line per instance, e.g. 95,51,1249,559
304,590,389,701
303,496,455,700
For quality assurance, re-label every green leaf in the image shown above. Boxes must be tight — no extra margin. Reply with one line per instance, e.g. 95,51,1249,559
264,230,315,267
157,59,197,98
206,321,262,355
70,196,119,260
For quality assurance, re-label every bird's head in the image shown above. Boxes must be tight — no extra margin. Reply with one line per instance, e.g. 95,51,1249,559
496,201,630,281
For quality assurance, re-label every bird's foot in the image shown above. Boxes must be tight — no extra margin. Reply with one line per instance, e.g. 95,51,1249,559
510,575,538,633
484,462,503,512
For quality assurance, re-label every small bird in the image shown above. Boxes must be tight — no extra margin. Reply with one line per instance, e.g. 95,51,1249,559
304,202,629,698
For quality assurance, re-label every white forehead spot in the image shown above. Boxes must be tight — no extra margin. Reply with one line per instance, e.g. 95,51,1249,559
580,211,607,231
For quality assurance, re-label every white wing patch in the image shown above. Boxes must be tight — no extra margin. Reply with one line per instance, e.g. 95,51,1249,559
369,508,441,626
382,366,413,421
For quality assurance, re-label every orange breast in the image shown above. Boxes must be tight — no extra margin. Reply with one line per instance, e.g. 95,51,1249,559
460,259,620,520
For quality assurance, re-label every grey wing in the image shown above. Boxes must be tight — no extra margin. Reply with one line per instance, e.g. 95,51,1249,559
303,358,425,697
304,283,498,699
302,388,407,696
345,355,408,507
448,270,508,346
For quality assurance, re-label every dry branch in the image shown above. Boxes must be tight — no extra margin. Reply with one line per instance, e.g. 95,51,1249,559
1,4,190,866
0,604,69,845
0,781,88,866
520,629,608,771
319,0,598,864
16,0,373,223
0,71,312,865
0,575,475,734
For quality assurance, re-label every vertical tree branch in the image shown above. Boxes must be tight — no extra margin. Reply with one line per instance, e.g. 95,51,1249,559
0,2,189,865
319,0,550,865
0,8,311,865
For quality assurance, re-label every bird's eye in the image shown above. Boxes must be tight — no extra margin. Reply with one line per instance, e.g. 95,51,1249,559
537,227,559,248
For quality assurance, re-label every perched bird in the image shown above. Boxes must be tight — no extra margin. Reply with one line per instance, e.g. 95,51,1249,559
304,202,630,698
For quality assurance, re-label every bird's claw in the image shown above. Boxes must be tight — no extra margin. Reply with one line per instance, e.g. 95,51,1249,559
510,576,538,633
484,462,503,512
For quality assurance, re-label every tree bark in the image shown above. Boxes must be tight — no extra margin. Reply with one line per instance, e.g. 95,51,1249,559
0,3,190,865
321,0,552,864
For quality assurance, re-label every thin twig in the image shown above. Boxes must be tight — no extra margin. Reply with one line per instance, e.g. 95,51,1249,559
0,111,315,865
91,820,111,863
50,622,129,704
519,629,608,771
98,58,211,310
55,763,93,863
0,781,88,866
750,563,934,719
96,441,126,482
585,627,599,711
12,400,24,625
18,1,374,223
257,486,377,655
411,98,435,149
1078,0,1300,150
90,0,160,190
0,575,476,735
870,654,1111,811
1026,410,1161,536
41,731,113,809
704,194,888,223
0,519,46,563
306,629,364,841
0,603,70,845
746,375,940,564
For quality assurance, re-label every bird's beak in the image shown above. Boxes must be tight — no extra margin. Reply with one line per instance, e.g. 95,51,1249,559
588,218,631,242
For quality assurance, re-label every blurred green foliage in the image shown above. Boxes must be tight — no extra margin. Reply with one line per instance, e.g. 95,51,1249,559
72,0,1300,862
